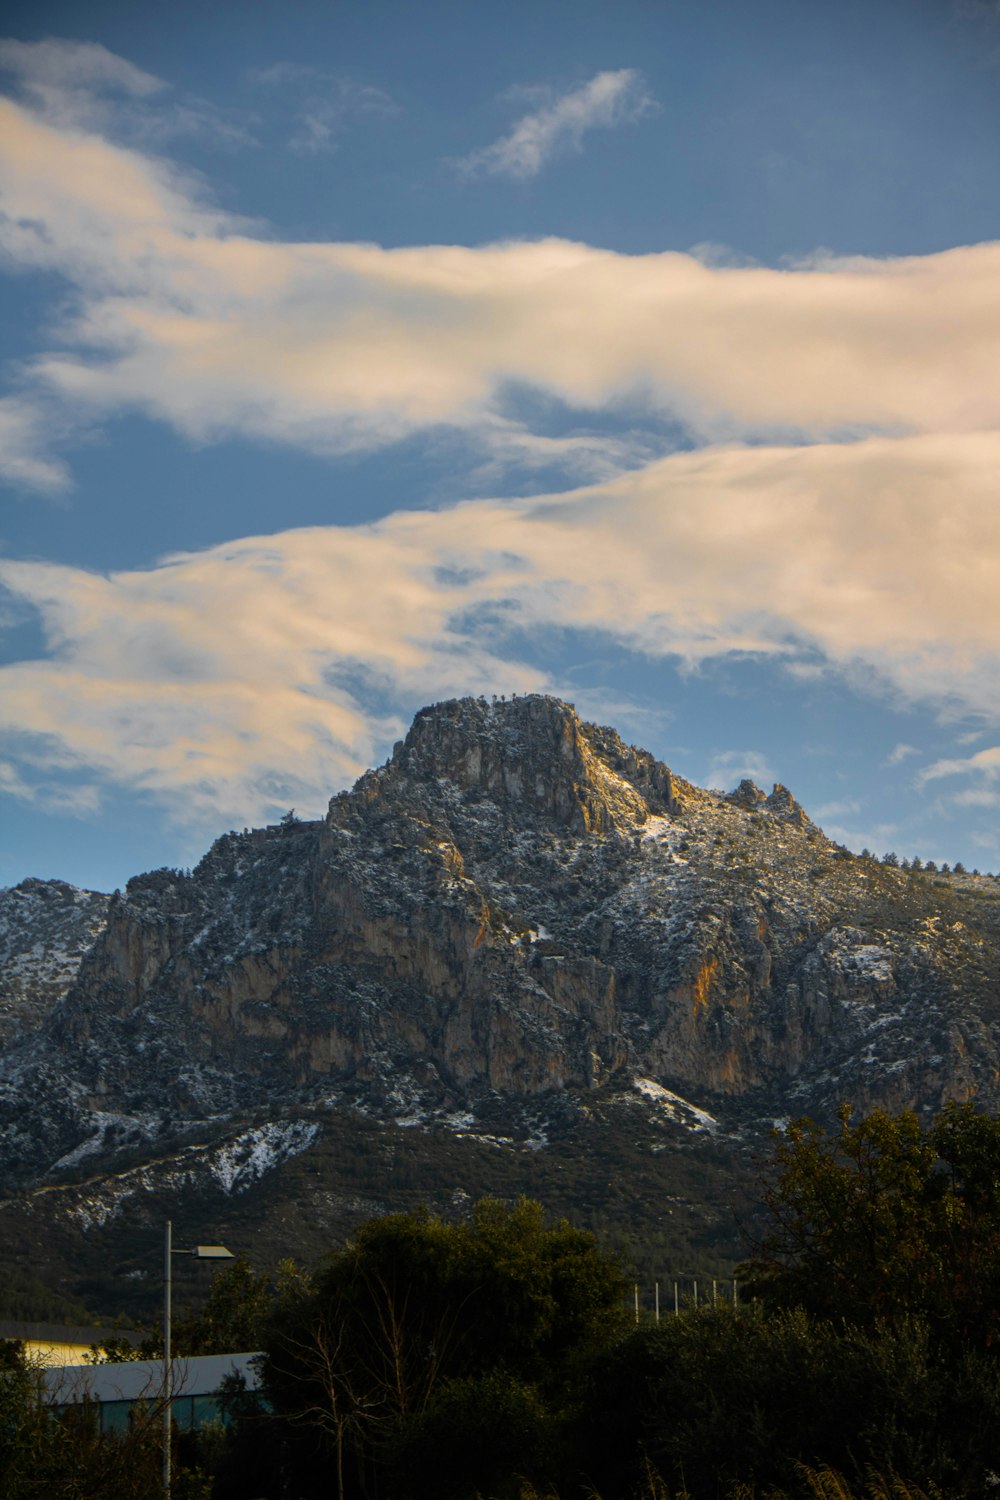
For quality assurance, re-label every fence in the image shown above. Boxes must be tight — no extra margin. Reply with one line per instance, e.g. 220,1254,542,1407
631,1277,741,1322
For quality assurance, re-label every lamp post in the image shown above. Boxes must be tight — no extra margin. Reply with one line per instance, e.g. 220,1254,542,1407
163,1220,234,1498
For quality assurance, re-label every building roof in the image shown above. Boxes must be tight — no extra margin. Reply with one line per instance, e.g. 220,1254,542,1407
0,1321,144,1349
43,1352,262,1405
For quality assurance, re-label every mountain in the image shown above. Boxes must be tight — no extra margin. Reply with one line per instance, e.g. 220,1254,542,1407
1,694,999,1319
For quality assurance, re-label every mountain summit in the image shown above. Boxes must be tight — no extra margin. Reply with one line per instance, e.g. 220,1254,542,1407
367,694,683,834
1,695,999,1305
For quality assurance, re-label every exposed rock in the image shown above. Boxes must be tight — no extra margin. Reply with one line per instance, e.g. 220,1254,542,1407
0,879,110,1048
726,779,766,810
765,783,813,826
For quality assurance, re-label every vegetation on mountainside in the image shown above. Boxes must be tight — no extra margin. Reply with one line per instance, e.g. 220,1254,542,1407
0,1098,747,1328
3,1106,1000,1499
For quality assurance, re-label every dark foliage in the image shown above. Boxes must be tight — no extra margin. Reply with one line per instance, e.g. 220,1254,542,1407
259,1197,628,1499
742,1101,1000,1352
573,1306,1000,1499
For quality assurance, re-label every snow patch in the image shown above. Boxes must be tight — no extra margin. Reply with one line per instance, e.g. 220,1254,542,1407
51,1112,160,1171
632,1077,718,1133
209,1120,320,1193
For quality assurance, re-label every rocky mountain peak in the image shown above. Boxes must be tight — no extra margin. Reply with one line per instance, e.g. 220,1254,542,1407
725,778,812,827
726,778,767,810
764,783,813,826
334,694,671,836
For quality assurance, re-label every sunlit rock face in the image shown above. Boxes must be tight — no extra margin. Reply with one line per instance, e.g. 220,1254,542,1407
1,692,999,1189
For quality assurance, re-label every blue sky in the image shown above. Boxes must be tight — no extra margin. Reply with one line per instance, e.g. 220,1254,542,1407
2,0,1000,891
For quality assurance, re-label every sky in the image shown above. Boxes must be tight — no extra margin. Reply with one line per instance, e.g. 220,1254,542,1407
2,0,1000,892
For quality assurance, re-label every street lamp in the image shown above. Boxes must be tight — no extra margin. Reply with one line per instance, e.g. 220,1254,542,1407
163,1219,234,1497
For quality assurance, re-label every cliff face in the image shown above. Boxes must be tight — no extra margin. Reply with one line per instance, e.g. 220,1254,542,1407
1,694,1000,1192
0,880,109,1048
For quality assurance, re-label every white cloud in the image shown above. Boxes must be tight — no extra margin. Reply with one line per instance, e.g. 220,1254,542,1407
0,36,163,118
457,69,656,179
917,746,1000,785
3,93,1000,473
705,750,774,790
884,742,919,766
248,62,397,153
4,428,999,825
288,84,397,155
820,823,898,858
0,757,101,815
0,35,253,147
248,62,311,87
813,797,863,819
0,397,71,493
953,787,1000,807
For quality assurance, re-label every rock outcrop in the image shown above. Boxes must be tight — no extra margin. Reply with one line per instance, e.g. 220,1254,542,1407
0,879,109,1048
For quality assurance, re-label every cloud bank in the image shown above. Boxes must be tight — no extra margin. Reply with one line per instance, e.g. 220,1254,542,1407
3,430,1000,825
4,82,1000,474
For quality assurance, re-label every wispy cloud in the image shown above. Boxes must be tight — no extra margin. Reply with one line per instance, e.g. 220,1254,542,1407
814,797,863,819
457,69,656,179
819,822,899,858
0,35,254,148
705,750,774,790
249,61,397,154
917,746,1000,785
290,83,397,154
0,36,163,120
953,787,1000,807
884,742,919,766
0,397,71,494
0,757,100,816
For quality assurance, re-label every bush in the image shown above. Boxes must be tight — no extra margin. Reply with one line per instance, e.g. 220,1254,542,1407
573,1307,1000,1499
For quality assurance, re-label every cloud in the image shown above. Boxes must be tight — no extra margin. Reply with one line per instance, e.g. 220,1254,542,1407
0,521,551,826
917,746,1000,785
818,823,898,858
289,81,398,154
0,35,253,147
813,797,863,819
457,68,656,178
3,91,1000,475
0,757,100,815
884,742,919,766
953,788,1000,808
705,749,774,790
0,397,71,493
248,62,397,153
0,36,163,118
4,427,1000,825
3,44,1000,833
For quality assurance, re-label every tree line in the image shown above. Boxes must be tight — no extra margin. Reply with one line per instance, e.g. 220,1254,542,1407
2,1101,1000,1498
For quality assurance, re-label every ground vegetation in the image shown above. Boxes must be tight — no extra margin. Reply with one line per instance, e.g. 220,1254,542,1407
5,1107,1000,1497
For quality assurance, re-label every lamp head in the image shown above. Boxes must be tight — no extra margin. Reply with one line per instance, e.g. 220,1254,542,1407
193,1245,235,1260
